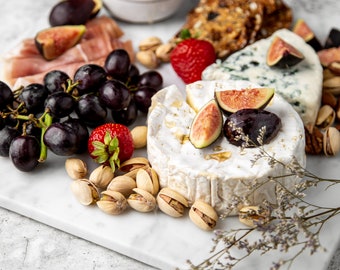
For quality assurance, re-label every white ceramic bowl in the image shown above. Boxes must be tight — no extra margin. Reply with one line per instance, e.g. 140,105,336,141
104,0,182,23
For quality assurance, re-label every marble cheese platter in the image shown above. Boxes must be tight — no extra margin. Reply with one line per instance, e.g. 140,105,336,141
0,0,340,269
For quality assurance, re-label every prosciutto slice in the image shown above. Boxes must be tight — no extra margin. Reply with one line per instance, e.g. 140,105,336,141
1,16,134,88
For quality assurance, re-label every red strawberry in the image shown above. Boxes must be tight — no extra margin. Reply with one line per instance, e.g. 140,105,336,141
88,123,134,171
170,38,216,84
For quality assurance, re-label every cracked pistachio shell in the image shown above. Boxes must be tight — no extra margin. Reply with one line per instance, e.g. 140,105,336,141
127,188,156,213
316,105,336,130
136,50,159,69
136,167,159,195
189,200,218,231
138,36,162,51
156,187,188,217
119,157,150,173
107,175,137,197
65,158,88,180
89,165,114,189
238,206,271,227
323,126,340,156
96,190,127,215
70,179,99,205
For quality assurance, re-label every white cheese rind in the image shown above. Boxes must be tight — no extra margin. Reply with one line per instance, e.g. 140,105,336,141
147,81,306,215
202,29,323,131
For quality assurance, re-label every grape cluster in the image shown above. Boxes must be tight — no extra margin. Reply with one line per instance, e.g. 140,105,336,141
0,49,163,172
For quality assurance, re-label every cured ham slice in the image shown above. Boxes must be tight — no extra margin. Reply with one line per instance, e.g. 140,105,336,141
1,16,134,87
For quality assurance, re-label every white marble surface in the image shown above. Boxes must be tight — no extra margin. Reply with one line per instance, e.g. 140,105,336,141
1,1,340,270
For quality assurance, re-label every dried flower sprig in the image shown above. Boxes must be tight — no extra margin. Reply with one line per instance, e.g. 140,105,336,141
186,124,340,270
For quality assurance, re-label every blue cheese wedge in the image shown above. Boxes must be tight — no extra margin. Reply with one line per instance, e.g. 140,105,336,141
147,80,306,215
202,29,323,132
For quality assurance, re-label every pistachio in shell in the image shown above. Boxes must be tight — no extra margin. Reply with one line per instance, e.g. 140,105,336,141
189,200,218,231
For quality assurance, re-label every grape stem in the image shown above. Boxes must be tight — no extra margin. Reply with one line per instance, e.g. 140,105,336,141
38,112,52,162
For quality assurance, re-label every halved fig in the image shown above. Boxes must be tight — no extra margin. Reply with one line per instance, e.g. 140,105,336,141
324,28,340,49
189,99,223,149
223,109,281,148
292,18,322,51
35,25,86,60
215,87,274,114
266,36,304,68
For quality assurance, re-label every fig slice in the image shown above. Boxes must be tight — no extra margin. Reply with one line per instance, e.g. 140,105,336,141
266,36,304,68
35,25,86,60
189,99,223,149
215,87,274,114
292,18,322,52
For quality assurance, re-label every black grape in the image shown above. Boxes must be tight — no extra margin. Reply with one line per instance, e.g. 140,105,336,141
112,99,138,126
45,92,75,119
0,81,14,109
75,93,107,127
104,49,131,82
63,117,89,154
133,86,157,113
43,70,70,94
98,79,131,111
138,70,163,91
0,126,20,157
9,135,40,172
43,122,78,156
73,64,107,96
19,83,48,114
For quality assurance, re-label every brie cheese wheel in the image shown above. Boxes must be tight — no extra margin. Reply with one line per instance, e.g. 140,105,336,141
202,29,323,131
147,80,306,215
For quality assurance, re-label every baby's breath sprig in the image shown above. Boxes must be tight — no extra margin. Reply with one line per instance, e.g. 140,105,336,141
187,125,340,270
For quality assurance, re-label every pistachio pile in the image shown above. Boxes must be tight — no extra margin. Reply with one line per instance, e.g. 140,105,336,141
306,62,340,156
136,36,174,69
65,156,219,231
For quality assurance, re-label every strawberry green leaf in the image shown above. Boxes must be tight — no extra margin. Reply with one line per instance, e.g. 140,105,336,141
108,136,119,153
180,29,191,40
92,141,106,150
104,131,112,145
95,153,109,164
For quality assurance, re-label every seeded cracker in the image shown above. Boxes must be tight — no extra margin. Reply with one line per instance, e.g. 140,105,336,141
173,0,292,58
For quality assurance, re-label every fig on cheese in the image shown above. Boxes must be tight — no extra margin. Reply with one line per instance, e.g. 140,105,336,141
292,18,322,52
266,36,304,68
35,25,86,60
215,87,274,114
189,99,222,149
223,108,282,147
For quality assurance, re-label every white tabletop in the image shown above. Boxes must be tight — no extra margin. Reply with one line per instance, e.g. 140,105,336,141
0,1,340,270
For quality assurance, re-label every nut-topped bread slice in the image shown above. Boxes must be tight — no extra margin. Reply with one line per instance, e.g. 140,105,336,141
173,0,292,58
